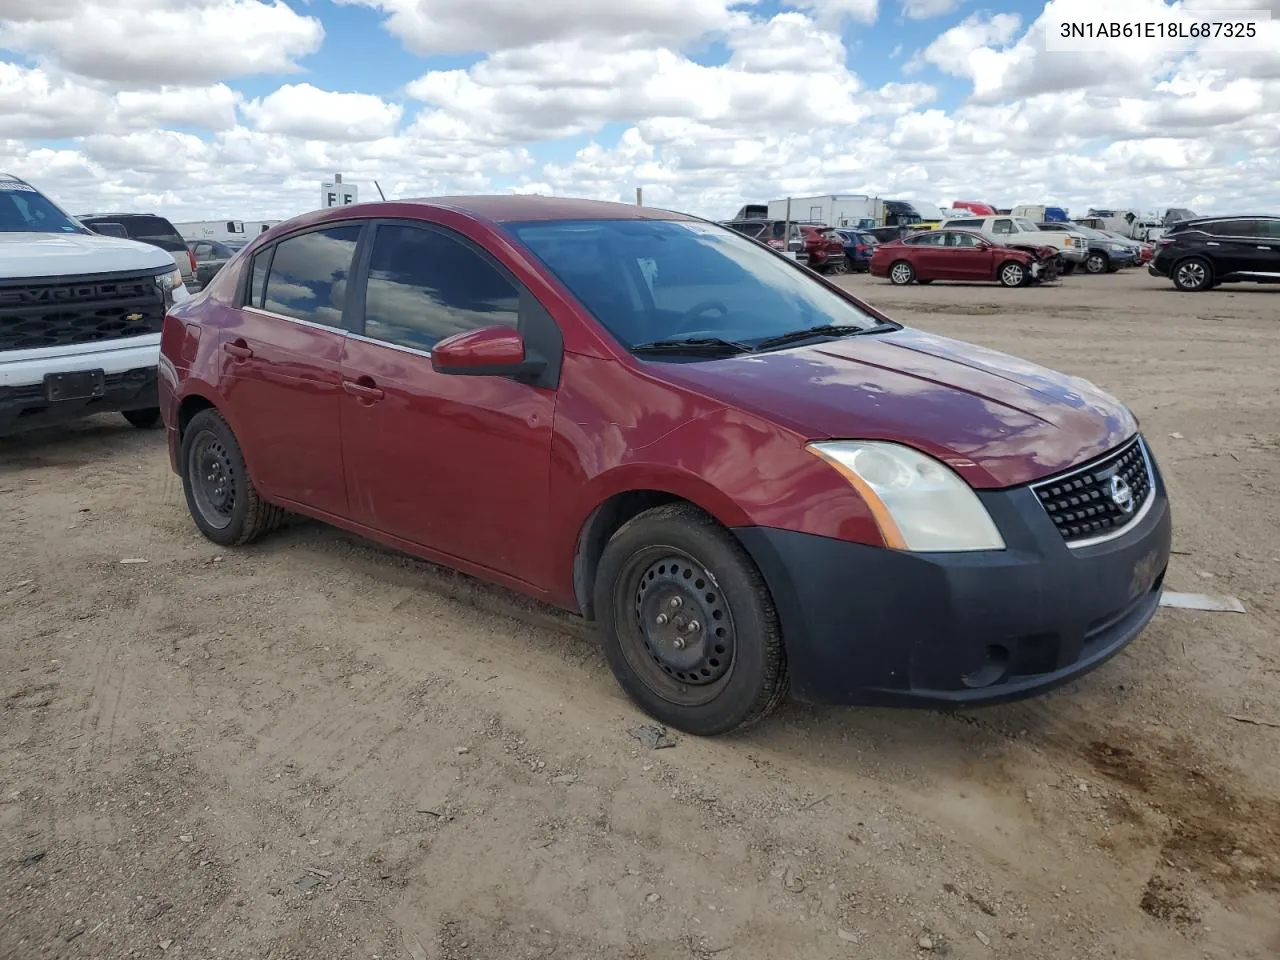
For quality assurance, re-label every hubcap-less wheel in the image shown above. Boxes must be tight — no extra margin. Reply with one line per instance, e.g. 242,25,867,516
1175,260,1207,290
188,429,236,530
1086,253,1106,274
621,548,736,707
889,262,913,285
1000,263,1025,286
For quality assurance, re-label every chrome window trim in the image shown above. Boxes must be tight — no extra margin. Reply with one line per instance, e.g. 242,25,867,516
242,306,436,360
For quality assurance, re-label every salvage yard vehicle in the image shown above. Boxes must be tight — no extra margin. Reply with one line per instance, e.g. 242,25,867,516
78,212,200,291
941,215,1088,273
0,173,189,434
1149,215,1280,291
870,229,1061,286
1041,222,1138,274
159,196,1172,736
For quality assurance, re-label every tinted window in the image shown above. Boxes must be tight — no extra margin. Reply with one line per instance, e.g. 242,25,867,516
948,218,982,228
362,224,520,352
97,214,188,251
1207,219,1258,238
249,251,269,307
262,224,362,328
510,219,881,350
906,232,943,245
0,180,86,234
1255,219,1280,239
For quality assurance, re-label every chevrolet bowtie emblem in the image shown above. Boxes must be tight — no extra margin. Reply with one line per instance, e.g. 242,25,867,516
125,313,143,322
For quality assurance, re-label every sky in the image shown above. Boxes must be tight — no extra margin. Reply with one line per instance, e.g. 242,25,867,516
1,0,1278,223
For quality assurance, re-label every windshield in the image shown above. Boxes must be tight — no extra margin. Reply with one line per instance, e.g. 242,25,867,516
0,181,87,234
508,219,883,350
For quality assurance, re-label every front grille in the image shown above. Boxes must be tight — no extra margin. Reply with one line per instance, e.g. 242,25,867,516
0,273,166,351
1032,436,1153,544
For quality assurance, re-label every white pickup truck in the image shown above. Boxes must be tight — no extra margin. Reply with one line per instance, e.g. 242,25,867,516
0,173,189,434
941,215,1089,273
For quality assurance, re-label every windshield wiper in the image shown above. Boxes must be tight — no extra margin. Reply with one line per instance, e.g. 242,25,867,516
630,337,753,356
754,322,898,350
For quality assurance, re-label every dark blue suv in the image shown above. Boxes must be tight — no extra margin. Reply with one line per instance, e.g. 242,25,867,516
834,228,877,272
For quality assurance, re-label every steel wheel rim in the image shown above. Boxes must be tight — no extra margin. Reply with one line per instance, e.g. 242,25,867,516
1002,264,1023,285
188,429,236,530
1177,261,1205,288
615,546,737,708
890,263,911,284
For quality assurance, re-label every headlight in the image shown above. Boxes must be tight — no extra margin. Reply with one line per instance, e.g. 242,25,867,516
807,441,1006,552
154,267,185,306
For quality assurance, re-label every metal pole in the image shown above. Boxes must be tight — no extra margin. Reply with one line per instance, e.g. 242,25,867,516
784,197,792,258
636,187,643,206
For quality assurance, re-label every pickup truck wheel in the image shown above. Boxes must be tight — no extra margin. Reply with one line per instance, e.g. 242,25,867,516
1172,257,1213,291
180,408,284,546
888,261,915,285
998,261,1027,287
593,503,788,736
1061,261,1076,276
1085,252,1108,274
122,407,161,429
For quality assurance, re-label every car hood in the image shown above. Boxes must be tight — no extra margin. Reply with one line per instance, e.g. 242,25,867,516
657,327,1137,489
0,231,175,280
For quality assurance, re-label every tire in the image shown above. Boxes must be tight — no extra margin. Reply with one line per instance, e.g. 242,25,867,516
592,503,788,736
179,408,284,547
998,260,1027,287
122,407,161,429
1085,252,1108,274
917,279,934,285
888,260,915,285
1061,261,1077,276
1172,257,1213,292
829,259,849,275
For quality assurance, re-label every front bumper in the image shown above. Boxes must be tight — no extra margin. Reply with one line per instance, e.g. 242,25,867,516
0,366,158,433
1061,246,1088,263
734,450,1172,707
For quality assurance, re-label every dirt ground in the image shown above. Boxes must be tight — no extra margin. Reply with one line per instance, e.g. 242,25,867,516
3,269,1279,960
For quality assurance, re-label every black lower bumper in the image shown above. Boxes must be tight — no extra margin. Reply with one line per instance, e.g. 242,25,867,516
0,366,158,434
734,462,1172,707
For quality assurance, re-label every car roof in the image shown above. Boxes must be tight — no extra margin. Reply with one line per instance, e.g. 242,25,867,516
1172,214,1279,225
401,195,696,223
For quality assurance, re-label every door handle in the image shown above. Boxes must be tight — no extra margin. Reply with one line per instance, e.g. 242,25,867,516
1258,246,1271,250
342,377,384,402
223,340,253,360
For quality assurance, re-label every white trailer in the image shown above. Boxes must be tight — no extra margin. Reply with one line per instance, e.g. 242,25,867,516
173,219,282,243
766,195,885,227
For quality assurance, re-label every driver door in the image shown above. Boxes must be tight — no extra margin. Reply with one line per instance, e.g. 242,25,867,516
946,231,994,279
337,221,560,588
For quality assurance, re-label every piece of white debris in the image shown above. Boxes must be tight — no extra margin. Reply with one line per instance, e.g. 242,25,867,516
1168,432,1185,439
119,558,148,564
1159,591,1246,613
975,930,991,947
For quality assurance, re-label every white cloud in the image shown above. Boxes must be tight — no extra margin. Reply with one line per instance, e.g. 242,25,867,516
783,0,879,26
242,84,404,142
333,0,748,55
900,0,965,18
0,0,324,85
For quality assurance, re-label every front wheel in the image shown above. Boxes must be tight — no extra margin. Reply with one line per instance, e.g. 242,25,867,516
828,259,849,275
1172,257,1213,291
998,260,1027,287
1061,261,1077,276
1085,252,1108,274
888,260,915,285
122,407,161,429
180,408,284,546
592,503,788,736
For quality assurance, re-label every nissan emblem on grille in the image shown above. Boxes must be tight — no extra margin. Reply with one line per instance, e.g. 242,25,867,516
1108,475,1135,514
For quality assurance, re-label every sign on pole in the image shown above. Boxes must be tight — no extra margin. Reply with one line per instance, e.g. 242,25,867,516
321,180,358,208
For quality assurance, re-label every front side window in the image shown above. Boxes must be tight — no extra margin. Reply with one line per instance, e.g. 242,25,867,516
508,218,882,350
1207,219,1258,238
993,219,1013,234
262,224,362,328
907,232,943,246
1254,219,1280,239
362,224,520,352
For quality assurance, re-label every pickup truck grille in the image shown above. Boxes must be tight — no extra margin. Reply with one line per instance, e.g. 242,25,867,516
0,272,166,351
1032,436,1154,544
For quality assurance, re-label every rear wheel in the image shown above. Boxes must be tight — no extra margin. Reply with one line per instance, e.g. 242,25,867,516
592,503,788,736
180,408,284,546
998,261,1027,287
888,260,915,285
122,407,161,429
1172,257,1213,292
828,259,849,275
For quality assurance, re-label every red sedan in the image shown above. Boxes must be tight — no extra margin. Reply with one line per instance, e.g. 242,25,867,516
159,197,1170,735
870,229,1061,286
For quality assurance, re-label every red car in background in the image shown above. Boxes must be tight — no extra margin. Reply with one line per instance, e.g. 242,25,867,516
158,196,1169,736
870,229,1062,287
799,225,848,274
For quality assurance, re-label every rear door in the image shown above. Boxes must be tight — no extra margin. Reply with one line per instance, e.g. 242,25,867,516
905,231,947,276
224,222,363,516
337,220,558,587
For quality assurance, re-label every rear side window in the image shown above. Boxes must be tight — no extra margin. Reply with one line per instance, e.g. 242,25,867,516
262,224,362,328
248,251,269,307
361,223,520,352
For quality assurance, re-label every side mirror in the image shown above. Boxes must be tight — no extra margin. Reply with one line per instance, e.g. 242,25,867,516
431,325,545,380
